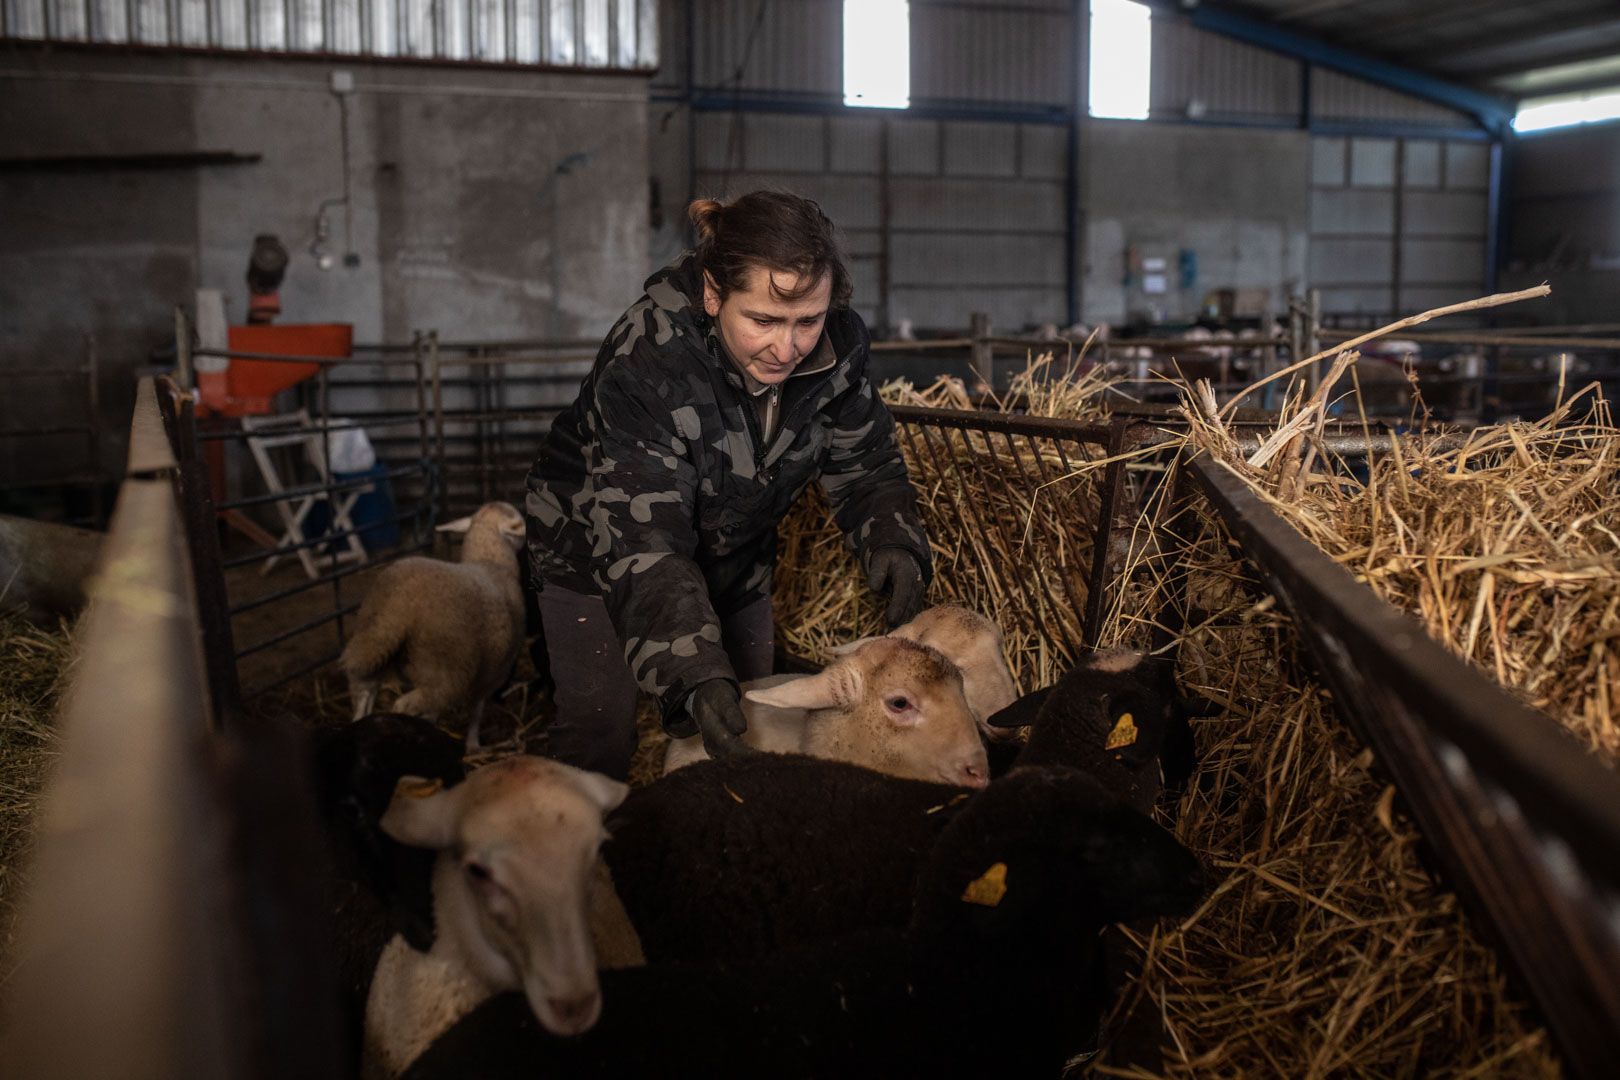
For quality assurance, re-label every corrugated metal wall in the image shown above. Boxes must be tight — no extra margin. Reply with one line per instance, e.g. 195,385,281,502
688,0,839,95
1310,67,1473,128
1150,17,1301,123
0,0,658,67
1309,134,1490,320
910,0,1073,107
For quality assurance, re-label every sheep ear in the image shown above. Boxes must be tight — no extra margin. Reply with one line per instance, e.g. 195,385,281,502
745,666,862,711
1078,648,1146,674
379,775,465,850
826,636,885,658
985,686,1051,729
569,768,630,813
435,516,474,535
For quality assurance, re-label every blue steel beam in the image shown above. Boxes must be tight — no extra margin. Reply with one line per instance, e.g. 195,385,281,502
1181,3,1516,135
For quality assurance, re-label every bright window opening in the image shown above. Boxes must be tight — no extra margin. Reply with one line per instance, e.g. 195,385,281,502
845,0,911,109
1514,87,1620,132
1090,0,1152,120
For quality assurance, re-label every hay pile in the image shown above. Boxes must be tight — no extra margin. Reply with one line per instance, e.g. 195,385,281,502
0,612,72,982
1184,374,1619,761
1095,469,1559,1077
774,354,1118,688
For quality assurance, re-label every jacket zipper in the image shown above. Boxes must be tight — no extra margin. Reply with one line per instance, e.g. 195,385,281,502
710,342,855,475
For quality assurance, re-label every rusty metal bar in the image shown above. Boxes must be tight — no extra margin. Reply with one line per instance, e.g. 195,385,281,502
1190,454,1620,1079
155,378,242,727
898,421,999,601
999,430,1083,658
1082,419,1134,649
227,539,430,618
234,601,363,660
193,415,428,441
213,462,427,512
0,424,93,438
941,424,1058,651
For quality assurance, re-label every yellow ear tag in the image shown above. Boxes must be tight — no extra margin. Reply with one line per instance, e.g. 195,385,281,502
1105,712,1138,750
961,862,1009,907
397,777,444,799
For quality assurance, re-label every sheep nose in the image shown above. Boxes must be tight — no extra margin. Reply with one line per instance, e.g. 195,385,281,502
959,762,989,789
548,993,600,1032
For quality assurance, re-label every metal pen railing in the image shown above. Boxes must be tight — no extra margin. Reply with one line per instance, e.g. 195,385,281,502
883,399,1620,1079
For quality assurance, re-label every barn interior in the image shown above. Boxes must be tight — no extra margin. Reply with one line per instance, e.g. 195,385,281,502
3,2,1620,1077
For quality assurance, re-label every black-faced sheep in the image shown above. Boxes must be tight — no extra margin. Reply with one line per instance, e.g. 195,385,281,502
360,755,632,1079
986,648,1205,810
341,501,527,747
662,635,989,788
398,766,1207,1080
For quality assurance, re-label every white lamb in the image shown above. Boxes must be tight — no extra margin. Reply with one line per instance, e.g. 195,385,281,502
832,604,1021,740
341,501,526,747
362,755,637,1080
662,635,989,788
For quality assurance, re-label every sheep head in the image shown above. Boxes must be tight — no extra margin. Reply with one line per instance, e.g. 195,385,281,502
436,501,526,561
380,755,628,1037
746,637,989,789
830,605,1021,742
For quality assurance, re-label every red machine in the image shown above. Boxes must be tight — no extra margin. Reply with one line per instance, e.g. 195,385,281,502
196,235,352,417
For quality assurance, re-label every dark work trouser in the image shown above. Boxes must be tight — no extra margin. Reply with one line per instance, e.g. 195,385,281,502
538,585,775,781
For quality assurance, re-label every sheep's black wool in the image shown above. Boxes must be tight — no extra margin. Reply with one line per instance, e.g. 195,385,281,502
312,712,467,1069
991,651,1180,814
314,713,466,949
603,752,976,962
403,766,1207,1080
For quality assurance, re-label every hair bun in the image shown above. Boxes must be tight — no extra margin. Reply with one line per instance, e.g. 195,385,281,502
687,198,724,240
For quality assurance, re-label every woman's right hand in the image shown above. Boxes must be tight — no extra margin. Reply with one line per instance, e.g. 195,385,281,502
686,679,753,759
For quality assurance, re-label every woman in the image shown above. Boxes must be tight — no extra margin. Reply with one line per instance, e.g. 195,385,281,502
525,191,931,779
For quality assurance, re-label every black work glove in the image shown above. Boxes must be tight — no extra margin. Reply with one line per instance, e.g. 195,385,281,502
866,546,926,628
682,678,751,759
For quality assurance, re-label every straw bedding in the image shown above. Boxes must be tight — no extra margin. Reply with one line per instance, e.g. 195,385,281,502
0,613,72,985
773,346,1581,1075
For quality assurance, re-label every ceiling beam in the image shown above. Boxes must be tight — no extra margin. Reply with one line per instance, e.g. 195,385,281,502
1392,11,1620,67
1486,39,1620,80
1333,0,1524,42
1271,0,1376,23
1180,2,1516,134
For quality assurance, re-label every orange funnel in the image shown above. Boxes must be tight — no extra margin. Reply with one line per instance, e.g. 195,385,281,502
201,323,353,416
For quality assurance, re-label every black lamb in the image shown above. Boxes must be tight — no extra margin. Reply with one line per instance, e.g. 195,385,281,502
986,648,1204,811
400,765,1207,1080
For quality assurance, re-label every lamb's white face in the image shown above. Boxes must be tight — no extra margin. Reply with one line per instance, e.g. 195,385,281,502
747,637,989,788
380,757,629,1037
837,605,1021,738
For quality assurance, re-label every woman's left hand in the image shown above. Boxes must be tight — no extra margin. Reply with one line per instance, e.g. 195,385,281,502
867,547,926,628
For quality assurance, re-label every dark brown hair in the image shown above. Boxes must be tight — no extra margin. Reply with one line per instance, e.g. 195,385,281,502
688,191,852,309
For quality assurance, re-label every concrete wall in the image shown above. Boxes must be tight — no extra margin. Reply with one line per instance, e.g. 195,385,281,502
1083,121,1310,326
0,46,650,482
1308,134,1491,322
1502,123,1620,326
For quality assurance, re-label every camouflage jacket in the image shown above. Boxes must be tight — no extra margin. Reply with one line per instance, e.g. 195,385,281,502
524,253,931,718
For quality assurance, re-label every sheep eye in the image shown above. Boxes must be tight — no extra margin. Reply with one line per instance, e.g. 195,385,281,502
886,696,911,712
464,861,493,884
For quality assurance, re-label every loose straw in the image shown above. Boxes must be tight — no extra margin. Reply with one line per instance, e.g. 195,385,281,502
1221,284,1552,419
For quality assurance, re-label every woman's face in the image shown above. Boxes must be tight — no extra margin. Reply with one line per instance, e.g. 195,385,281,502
703,266,832,386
